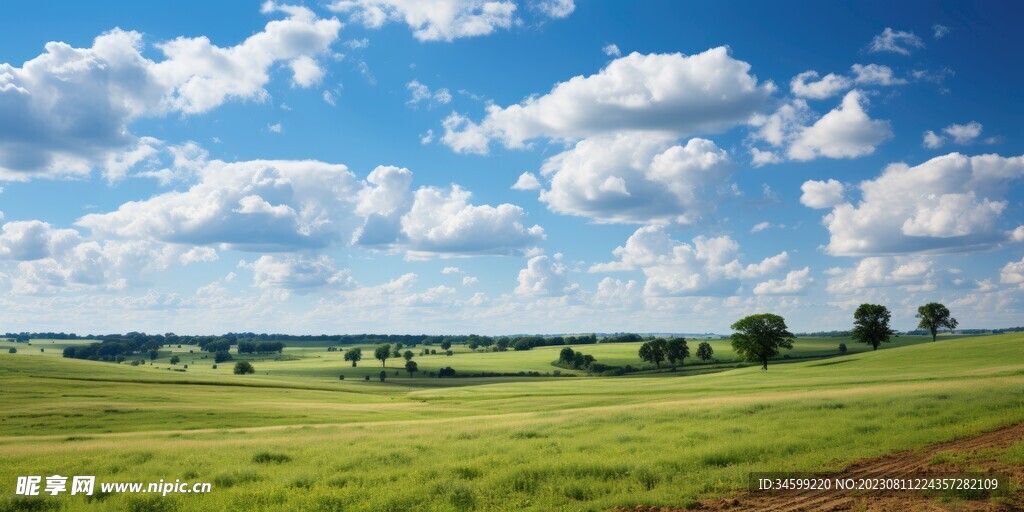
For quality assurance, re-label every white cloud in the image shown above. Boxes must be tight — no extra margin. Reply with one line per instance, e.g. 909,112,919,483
923,130,945,149
0,4,340,180
787,90,892,161
753,267,812,295
816,152,1024,256
592,277,641,307
602,43,621,57
462,275,479,286
442,47,775,153
1000,257,1024,288
516,255,575,296
246,254,356,291
441,266,462,274
267,123,283,133
406,80,452,107
512,172,542,191
750,148,782,167
537,134,732,224
290,55,325,87
589,225,789,297
790,71,851,99
932,24,951,39
944,121,983,145
826,256,934,294
323,90,337,106
532,0,574,18
800,179,845,209
420,129,435,144
869,27,924,55
327,0,517,42
750,221,783,233
850,64,906,86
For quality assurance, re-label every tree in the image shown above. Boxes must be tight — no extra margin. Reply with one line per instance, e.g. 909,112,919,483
438,366,456,377
149,350,158,360
403,350,414,362
851,303,897,351
838,343,848,353
638,339,667,368
344,347,362,367
405,360,418,376
233,361,255,375
696,342,714,362
169,355,180,365
730,313,795,370
916,303,958,342
214,351,233,363
374,344,391,367
665,338,689,366
8,347,15,354
378,370,387,382
467,340,479,351
440,340,452,351
558,347,575,364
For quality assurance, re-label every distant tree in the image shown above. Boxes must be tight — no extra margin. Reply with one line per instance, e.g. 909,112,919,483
440,340,452,351
916,303,958,342
403,350,414,362
149,350,159,361
364,375,370,381
394,342,404,351
445,350,453,356
730,313,795,370
838,343,848,353
233,361,255,375
495,339,509,351
214,351,233,363
8,347,15,354
696,342,714,362
851,303,897,351
338,374,344,380
665,338,689,366
638,339,667,368
559,347,576,364
378,370,387,382
169,355,180,365
405,360,418,376
467,340,480,351
374,344,391,367
438,366,456,377
344,347,362,367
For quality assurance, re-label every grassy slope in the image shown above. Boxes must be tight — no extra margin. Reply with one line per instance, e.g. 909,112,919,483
0,334,1021,511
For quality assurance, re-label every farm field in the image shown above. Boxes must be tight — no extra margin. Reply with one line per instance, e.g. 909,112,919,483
1,333,1022,511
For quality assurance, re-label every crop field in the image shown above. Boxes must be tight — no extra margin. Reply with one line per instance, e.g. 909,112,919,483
1,333,1023,511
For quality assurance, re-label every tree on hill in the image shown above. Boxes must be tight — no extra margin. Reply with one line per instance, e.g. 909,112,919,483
440,340,452,351
730,313,795,370
665,338,689,366
214,351,233,363
467,339,480,351
169,355,180,365
559,347,575,365
344,347,362,367
405,359,418,376
696,342,714,362
403,350,414,361
374,344,391,367
851,303,897,350
638,338,668,368
233,361,255,375
916,303,958,342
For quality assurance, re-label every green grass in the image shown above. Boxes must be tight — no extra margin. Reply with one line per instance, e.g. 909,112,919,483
0,333,1021,511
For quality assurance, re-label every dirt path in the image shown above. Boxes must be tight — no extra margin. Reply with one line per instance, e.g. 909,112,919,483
621,422,1024,512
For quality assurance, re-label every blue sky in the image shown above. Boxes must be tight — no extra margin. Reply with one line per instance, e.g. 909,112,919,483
0,0,1022,335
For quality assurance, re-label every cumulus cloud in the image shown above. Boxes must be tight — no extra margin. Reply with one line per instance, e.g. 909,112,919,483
825,256,935,294
532,0,574,18
246,254,356,291
753,267,812,295
800,179,845,209
814,152,1024,256
790,71,851,99
923,122,984,148
1001,257,1024,288
786,91,892,160
850,64,906,86
923,130,945,149
537,134,732,224
327,0,517,42
602,43,621,57
442,47,775,153
516,254,576,296
869,27,924,55
511,172,542,191
0,4,340,180
589,225,789,297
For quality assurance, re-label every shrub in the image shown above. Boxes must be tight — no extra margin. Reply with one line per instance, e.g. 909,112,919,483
252,452,291,464
364,375,370,381
233,361,255,375
338,374,345,380
438,367,456,377
838,343,848,353
212,364,218,369
7,347,15,354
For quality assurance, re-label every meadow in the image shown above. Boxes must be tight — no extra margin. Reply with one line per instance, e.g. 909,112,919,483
1,333,1022,511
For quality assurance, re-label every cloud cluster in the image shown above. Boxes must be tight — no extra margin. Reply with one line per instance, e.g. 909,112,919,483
815,152,1024,256
0,4,341,180
442,47,775,154
536,134,732,224
328,0,517,42
245,255,356,291
922,121,984,148
516,254,575,296
868,27,924,55
789,64,905,99
589,225,792,296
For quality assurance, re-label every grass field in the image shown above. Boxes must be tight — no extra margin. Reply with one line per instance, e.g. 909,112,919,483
1,333,1022,511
